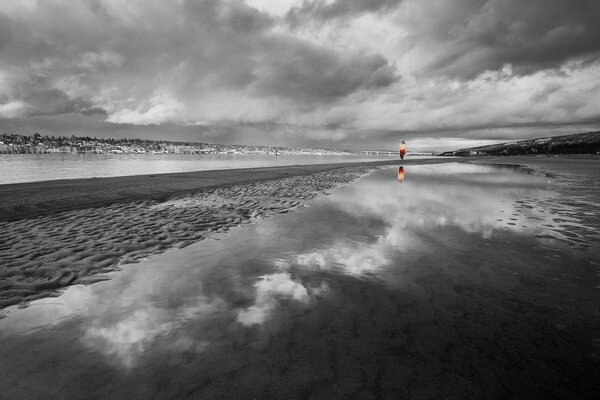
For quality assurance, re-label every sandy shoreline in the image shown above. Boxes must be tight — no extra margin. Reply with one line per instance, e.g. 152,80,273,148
0,158,450,222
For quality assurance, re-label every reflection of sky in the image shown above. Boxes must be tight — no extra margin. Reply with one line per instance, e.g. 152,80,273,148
0,163,575,370
82,294,224,368
290,164,554,278
0,240,322,368
238,272,311,326
345,164,550,238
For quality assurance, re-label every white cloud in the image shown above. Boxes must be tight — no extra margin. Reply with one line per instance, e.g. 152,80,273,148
0,100,27,118
247,0,301,16
106,91,183,125
77,51,124,72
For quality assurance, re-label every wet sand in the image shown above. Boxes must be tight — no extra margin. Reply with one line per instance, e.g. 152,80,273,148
468,156,600,245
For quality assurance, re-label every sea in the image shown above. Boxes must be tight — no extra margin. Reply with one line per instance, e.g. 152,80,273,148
0,153,401,184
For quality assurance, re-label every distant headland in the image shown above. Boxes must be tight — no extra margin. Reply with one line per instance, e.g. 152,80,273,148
0,133,353,156
439,131,600,156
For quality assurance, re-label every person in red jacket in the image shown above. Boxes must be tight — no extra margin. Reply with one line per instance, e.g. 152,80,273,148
399,141,406,160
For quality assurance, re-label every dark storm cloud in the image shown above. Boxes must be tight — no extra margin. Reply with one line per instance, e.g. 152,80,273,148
80,107,109,117
177,0,399,103
24,89,96,116
252,40,398,101
285,0,600,78
0,0,398,124
0,74,102,118
410,0,600,79
286,0,404,24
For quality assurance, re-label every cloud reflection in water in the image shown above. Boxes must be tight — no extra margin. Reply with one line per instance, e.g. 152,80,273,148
82,295,223,368
290,164,553,277
237,272,311,326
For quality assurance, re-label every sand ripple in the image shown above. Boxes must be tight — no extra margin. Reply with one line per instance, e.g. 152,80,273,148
525,170,599,249
0,167,375,314
476,162,600,251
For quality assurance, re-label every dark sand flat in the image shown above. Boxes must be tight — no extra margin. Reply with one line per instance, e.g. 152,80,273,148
0,158,451,222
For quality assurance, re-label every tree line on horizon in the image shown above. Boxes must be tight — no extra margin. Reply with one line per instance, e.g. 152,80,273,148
0,133,352,155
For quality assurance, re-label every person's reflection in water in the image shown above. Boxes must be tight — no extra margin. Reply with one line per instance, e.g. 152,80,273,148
397,166,405,182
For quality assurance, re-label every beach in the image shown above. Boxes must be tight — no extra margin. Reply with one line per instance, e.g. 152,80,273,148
1,156,599,399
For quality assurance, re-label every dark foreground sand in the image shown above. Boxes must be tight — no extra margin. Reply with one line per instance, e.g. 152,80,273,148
0,158,452,313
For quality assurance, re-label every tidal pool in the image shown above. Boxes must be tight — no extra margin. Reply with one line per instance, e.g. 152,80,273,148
1,163,598,399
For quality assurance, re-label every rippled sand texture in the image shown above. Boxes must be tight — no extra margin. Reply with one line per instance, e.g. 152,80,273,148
481,161,600,250
0,167,376,313
531,166,600,248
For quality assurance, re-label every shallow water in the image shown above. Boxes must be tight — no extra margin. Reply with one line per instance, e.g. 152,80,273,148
0,153,400,184
0,163,599,399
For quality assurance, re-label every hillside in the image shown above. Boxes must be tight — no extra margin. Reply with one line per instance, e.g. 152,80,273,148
439,131,600,156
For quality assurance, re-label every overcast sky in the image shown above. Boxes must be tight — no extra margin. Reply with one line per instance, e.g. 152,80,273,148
1,0,599,151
